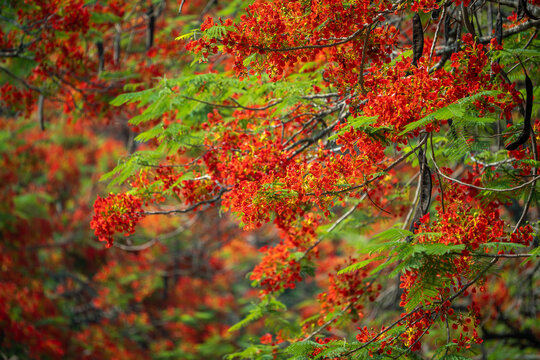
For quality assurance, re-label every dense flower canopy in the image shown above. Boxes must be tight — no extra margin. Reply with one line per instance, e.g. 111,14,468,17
1,0,539,359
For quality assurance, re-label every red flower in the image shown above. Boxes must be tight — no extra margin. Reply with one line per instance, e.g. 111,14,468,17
91,193,144,248
260,333,273,344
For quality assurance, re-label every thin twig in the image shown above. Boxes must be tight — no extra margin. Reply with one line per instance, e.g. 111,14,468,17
514,127,538,231
303,303,353,341
430,7,447,60
114,219,195,251
300,197,365,261
250,27,366,53
38,94,45,131
310,137,428,197
430,133,446,213
228,97,283,111
449,252,534,258
436,19,540,57
341,307,421,357
182,95,282,111
0,66,43,93
446,258,498,303
144,188,229,215
431,152,540,193
179,0,186,14
359,22,377,94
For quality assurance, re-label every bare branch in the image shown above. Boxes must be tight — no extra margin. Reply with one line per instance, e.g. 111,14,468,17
144,188,230,215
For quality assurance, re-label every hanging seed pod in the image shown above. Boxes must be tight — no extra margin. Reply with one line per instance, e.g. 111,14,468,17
415,148,432,217
517,0,526,20
419,161,432,215
96,41,104,73
506,74,533,150
431,8,441,19
495,10,503,45
407,148,432,240
518,0,540,20
491,11,502,80
38,94,45,131
461,4,476,38
412,13,424,67
113,24,121,66
147,4,155,50
444,14,451,44
454,21,462,52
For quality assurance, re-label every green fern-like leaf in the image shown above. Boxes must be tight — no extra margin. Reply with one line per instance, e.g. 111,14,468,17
229,297,287,333
328,116,379,141
110,88,155,107
225,345,274,360
100,150,163,187
400,91,499,136
437,354,472,360
314,345,349,360
338,255,385,275
228,306,264,332
285,341,321,359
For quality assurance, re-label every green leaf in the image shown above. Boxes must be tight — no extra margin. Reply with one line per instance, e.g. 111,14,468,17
399,91,499,135
14,193,50,219
100,150,163,187
337,255,385,275
228,306,264,332
372,227,413,244
229,298,286,332
243,53,258,67
134,124,164,142
390,49,413,66
204,25,232,39
91,12,122,24
285,341,321,359
453,115,499,126
110,88,154,107
130,93,173,125
328,116,378,141
175,30,199,41
437,354,472,360
500,48,540,58
314,344,349,360
480,242,527,250
411,242,464,256
226,345,274,360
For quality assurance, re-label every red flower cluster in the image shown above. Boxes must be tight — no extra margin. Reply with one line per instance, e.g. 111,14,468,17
318,258,381,325
91,193,144,248
187,0,396,80
415,180,533,251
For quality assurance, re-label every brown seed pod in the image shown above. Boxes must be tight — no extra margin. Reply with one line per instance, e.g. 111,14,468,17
495,10,503,45
147,4,155,50
518,0,539,20
517,0,526,20
407,148,432,240
419,162,432,215
506,74,533,151
444,14,451,44
412,13,424,67
96,41,104,73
